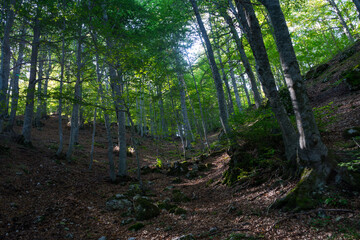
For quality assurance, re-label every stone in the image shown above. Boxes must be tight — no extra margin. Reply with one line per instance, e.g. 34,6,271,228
128,222,145,231
167,161,189,176
106,197,132,211
121,218,135,226
133,196,160,220
98,236,107,240
172,234,195,240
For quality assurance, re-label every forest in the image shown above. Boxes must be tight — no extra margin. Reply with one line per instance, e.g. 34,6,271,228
1,0,360,239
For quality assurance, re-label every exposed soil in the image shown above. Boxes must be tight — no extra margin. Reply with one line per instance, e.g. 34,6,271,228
1,43,360,240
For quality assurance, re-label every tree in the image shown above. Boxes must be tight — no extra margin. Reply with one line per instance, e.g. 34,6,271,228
353,0,360,20
189,0,231,136
0,0,16,132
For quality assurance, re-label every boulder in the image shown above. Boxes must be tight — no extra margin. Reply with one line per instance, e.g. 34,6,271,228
133,196,160,220
105,194,132,211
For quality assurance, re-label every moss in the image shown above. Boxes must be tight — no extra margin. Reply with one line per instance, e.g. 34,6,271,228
169,207,187,215
172,189,190,202
157,201,177,211
128,222,145,231
343,65,360,90
134,197,160,220
272,168,321,211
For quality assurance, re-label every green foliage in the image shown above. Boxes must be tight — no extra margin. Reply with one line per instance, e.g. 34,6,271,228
339,150,360,171
128,222,145,231
156,158,163,168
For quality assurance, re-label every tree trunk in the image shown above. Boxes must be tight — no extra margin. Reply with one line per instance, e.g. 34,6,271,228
326,0,354,43
8,26,26,131
41,49,52,118
56,21,66,157
157,84,167,138
190,0,231,136
261,0,330,172
229,61,242,113
234,0,298,163
66,35,82,161
35,50,46,128
178,72,193,149
0,0,15,132
221,2,262,109
240,73,251,107
186,55,209,149
22,16,41,144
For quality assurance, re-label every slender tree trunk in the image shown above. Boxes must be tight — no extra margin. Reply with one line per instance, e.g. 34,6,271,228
35,50,45,128
229,61,242,112
240,73,251,107
187,55,209,149
234,0,298,162
326,0,354,43
41,49,52,118
22,16,41,144
190,0,231,136
8,26,26,131
157,84,167,137
56,21,66,157
220,2,262,108
0,0,15,132
89,107,97,170
261,0,329,173
178,73,193,149
66,35,82,161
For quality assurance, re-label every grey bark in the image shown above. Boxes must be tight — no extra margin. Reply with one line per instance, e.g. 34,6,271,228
240,73,251,107
186,55,209,149
326,0,354,43
90,31,116,181
0,0,15,132
66,35,82,161
89,107,97,170
178,72,193,149
190,0,231,136
22,16,41,144
157,84,167,137
260,0,328,172
229,61,242,112
41,49,52,118
8,26,26,131
56,21,66,157
221,1,262,108
35,50,46,128
234,0,298,162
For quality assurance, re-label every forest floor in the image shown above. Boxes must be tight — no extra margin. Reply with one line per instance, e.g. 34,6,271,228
1,43,360,240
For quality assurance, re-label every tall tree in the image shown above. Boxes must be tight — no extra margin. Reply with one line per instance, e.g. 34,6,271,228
0,0,16,132
189,0,231,136
353,0,360,20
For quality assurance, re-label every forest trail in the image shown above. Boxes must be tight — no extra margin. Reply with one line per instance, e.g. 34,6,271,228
1,111,360,240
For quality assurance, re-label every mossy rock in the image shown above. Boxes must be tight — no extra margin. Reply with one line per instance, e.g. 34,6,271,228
305,63,329,80
167,161,189,176
169,207,187,215
128,222,145,231
133,196,160,220
172,189,190,203
272,168,322,211
157,201,177,211
171,177,182,184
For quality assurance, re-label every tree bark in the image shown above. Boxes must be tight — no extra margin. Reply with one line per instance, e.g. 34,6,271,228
0,0,15,132
66,34,82,161
240,73,251,107
260,0,329,172
22,15,41,144
219,6,261,109
178,72,193,149
234,0,298,163
41,49,52,118
190,0,231,136
35,50,46,128
8,26,26,131
229,61,242,112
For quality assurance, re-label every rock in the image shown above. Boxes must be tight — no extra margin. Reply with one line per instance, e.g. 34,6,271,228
171,177,182,184
172,234,195,240
65,233,74,239
167,161,189,176
128,222,145,231
98,236,107,240
105,195,132,211
127,184,142,196
127,238,136,240
121,218,135,226
185,170,198,179
169,207,187,215
133,196,160,220
172,189,190,203
209,227,217,233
